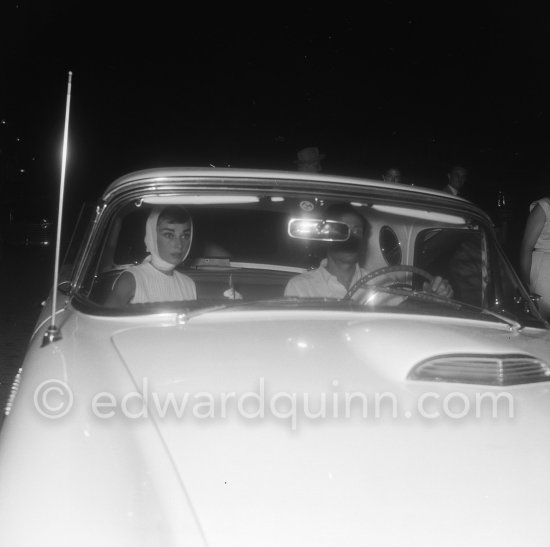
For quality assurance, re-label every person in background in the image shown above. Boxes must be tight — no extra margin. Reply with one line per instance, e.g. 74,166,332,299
382,168,402,184
442,165,468,196
519,196,550,319
295,146,325,173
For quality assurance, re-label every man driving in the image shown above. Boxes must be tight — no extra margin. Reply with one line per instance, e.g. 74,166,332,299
284,203,453,301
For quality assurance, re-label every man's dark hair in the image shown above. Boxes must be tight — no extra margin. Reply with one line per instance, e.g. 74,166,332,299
324,202,370,237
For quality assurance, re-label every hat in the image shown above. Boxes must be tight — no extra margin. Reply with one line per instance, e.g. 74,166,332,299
294,146,325,164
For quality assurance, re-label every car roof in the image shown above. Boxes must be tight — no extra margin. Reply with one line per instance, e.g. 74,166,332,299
100,167,488,221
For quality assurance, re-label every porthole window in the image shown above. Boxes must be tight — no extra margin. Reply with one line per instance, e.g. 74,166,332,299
379,225,402,266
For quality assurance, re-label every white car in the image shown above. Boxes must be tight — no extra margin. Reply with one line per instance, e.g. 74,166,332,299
1,167,549,547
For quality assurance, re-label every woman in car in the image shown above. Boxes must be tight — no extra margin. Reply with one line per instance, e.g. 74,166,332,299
105,205,196,306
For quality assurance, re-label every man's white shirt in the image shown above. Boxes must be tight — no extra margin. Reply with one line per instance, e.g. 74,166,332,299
284,259,404,305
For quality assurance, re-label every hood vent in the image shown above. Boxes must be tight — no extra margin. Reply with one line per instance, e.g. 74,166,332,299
408,354,550,386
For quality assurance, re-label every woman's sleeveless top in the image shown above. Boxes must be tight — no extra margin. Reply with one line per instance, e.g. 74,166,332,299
128,262,196,304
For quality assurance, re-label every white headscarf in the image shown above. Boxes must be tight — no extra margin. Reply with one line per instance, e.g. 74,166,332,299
143,206,193,272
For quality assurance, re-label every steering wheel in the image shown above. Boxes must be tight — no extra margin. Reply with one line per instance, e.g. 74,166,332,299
344,265,434,300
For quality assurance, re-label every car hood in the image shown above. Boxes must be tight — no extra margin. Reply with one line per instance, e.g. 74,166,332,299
106,310,550,546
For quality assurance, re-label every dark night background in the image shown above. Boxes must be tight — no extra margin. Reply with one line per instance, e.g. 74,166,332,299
1,1,549,261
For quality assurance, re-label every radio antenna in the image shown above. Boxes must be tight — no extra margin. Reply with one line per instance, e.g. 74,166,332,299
42,71,73,347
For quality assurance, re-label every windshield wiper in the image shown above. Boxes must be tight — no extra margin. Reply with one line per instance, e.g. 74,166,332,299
176,304,230,324
176,298,297,323
175,297,363,323
364,284,524,331
478,307,523,331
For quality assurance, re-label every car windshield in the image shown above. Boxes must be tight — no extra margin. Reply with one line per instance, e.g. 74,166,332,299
73,185,545,328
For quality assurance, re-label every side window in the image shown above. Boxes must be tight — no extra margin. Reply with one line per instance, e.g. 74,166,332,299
379,225,402,266
61,201,98,283
415,228,484,306
114,208,149,266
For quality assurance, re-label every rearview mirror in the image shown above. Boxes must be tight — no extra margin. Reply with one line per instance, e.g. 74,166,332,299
288,218,350,241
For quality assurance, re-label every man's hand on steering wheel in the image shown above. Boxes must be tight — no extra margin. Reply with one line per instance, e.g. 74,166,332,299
345,265,455,302
423,275,454,299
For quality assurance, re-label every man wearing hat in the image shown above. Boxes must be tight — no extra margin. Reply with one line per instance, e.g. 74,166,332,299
295,146,325,173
